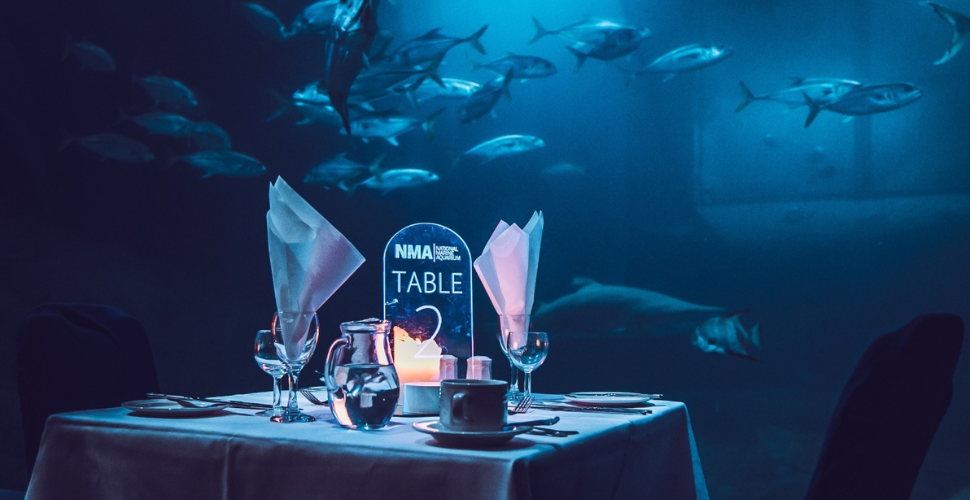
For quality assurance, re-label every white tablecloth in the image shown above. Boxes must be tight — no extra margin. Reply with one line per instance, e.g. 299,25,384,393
25,392,709,500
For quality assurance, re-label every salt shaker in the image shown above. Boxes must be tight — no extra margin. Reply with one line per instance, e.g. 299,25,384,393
439,355,457,380
465,356,492,380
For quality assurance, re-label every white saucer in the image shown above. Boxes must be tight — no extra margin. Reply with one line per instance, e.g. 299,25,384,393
564,392,653,407
122,399,229,417
412,420,532,447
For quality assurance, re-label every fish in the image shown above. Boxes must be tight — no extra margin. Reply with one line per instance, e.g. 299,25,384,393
323,0,382,135
631,44,732,83
62,40,115,72
802,82,923,127
190,122,232,150
923,2,970,64
351,167,439,194
303,152,383,189
344,107,444,146
529,17,645,46
64,133,155,163
265,85,344,128
386,25,488,68
170,151,267,178
136,75,199,110
736,78,862,112
458,68,513,123
288,0,339,38
474,53,557,80
540,162,585,177
121,111,195,138
565,27,650,71
532,278,726,337
460,134,545,164
241,3,287,42
394,77,480,105
348,55,444,102
691,311,761,361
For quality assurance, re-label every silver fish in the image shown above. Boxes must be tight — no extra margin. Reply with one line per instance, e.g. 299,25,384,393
137,75,198,109
265,84,343,127
349,55,444,102
692,311,761,361
395,77,480,104
303,152,383,189
173,151,266,178
352,167,439,194
190,122,231,150
387,25,488,68
241,3,287,42
123,111,195,137
540,162,585,177
923,2,970,64
458,68,513,123
532,278,725,337
635,44,732,83
288,0,339,38
803,82,923,127
68,133,155,163
529,17,642,45
345,108,444,146
63,41,115,72
461,134,545,164
566,27,650,71
475,53,557,80
736,78,862,112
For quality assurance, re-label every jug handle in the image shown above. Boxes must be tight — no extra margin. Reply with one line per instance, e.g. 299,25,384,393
324,336,350,391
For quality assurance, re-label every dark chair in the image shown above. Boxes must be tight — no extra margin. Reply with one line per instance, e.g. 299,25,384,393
16,303,160,477
804,313,964,500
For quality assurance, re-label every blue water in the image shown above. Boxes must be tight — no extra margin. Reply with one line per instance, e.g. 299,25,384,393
1,0,969,497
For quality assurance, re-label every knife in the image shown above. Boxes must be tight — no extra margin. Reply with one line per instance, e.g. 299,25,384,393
146,393,273,410
529,403,652,415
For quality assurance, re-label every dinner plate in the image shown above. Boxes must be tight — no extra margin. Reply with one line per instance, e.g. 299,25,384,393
122,399,229,417
412,420,532,448
564,392,653,407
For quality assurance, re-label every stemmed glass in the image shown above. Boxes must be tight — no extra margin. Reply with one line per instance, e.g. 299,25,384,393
254,329,288,417
271,311,319,423
504,331,549,399
498,314,530,400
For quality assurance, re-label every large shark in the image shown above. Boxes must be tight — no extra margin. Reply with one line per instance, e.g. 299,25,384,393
532,278,725,337
924,2,970,64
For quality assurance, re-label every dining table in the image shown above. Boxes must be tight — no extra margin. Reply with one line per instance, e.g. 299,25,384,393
24,390,710,500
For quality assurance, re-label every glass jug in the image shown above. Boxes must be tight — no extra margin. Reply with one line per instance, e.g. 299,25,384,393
324,318,400,430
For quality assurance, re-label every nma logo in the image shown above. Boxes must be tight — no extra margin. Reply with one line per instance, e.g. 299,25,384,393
395,244,433,260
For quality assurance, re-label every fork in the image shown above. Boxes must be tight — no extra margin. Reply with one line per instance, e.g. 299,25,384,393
509,394,534,414
300,388,328,406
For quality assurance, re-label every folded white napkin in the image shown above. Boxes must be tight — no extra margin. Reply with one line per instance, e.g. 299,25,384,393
267,176,365,358
473,211,544,334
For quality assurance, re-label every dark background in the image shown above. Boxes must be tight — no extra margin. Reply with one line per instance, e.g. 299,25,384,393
2,0,969,498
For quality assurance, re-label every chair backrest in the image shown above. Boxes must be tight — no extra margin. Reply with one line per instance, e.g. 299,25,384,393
803,313,964,500
16,303,160,476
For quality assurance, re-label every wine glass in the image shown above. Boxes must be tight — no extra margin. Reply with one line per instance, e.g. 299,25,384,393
505,331,549,399
254,329,287,417
270,311,319,423
498,314,530,400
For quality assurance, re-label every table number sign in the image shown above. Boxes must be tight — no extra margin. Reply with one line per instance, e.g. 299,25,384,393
384,223,473,410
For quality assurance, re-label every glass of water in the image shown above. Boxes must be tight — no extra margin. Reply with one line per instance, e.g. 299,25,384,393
505,331,549,399
271,311,320,423
498,314,530,400
254,329,287,417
